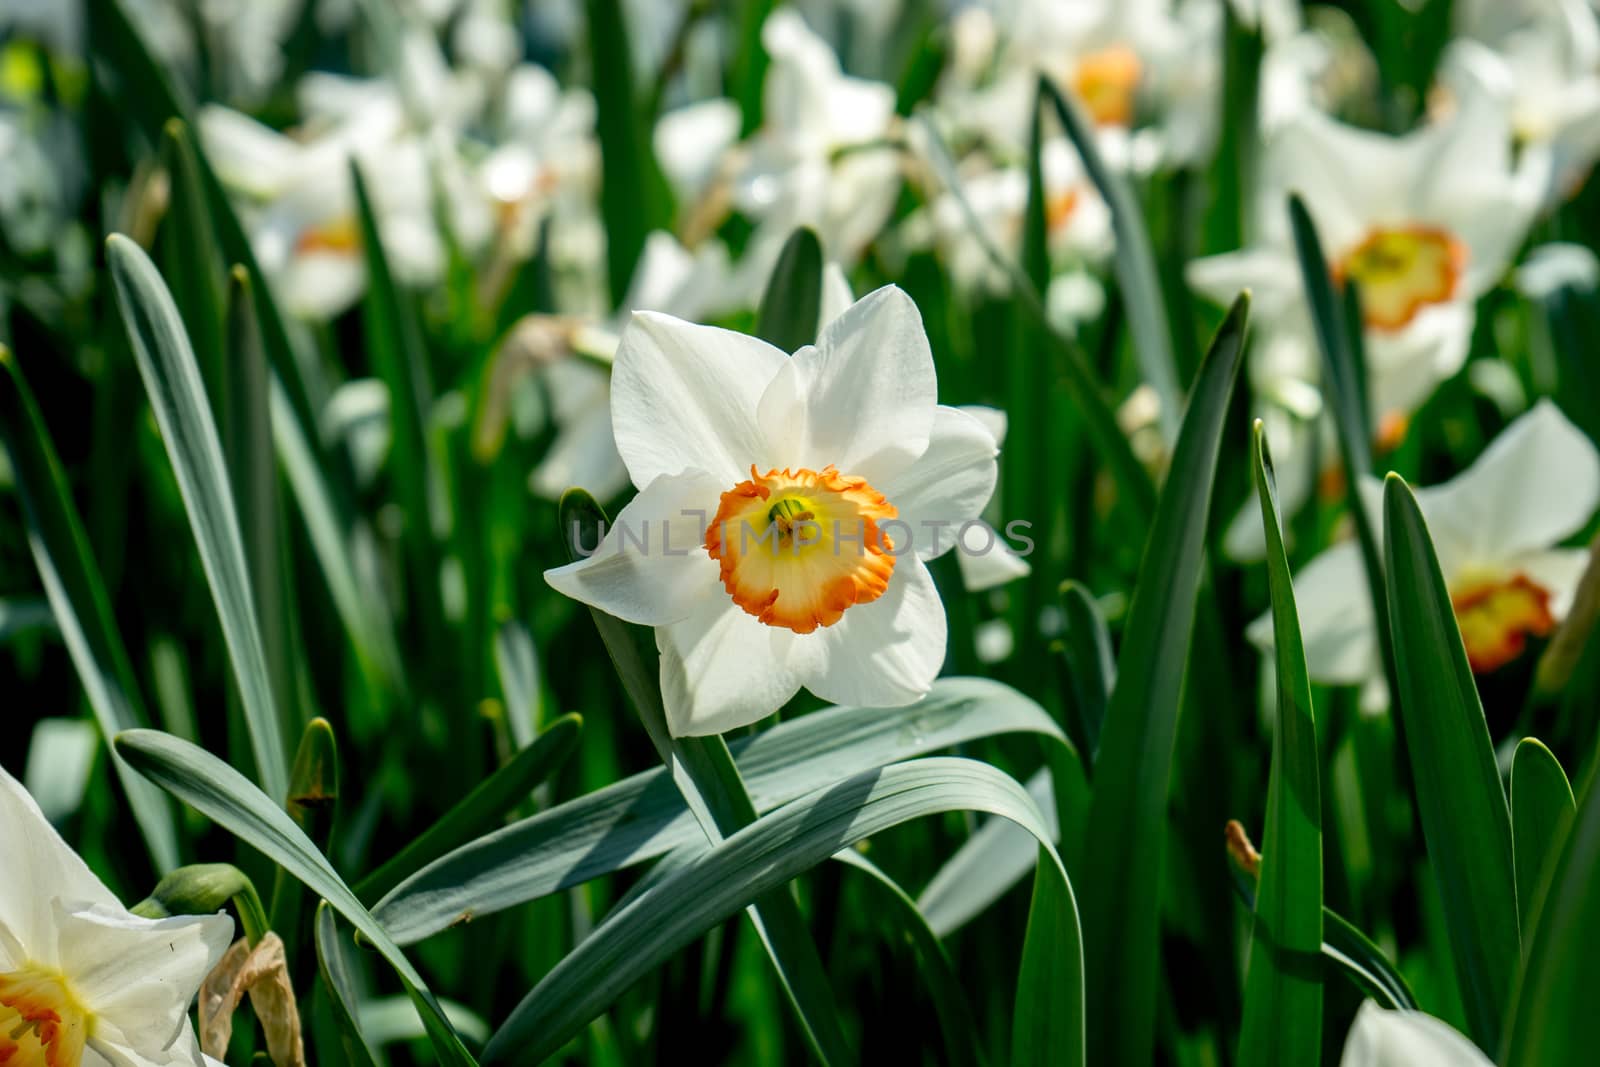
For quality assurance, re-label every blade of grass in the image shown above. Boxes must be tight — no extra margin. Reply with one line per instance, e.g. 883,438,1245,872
1041,76,1181,439
1510,738,1575,932
480,758,1081,1067
1079,293,1250,1066
115,729,477,1066
107,234,290,801
1382,474,1519,1053
1238,421,1323,1067
0,348,180,870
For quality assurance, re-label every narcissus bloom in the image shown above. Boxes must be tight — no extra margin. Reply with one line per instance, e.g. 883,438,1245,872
1339,1002,1492,1066
1248,400,1600,706
545,286,1001,735
0,765,233,1067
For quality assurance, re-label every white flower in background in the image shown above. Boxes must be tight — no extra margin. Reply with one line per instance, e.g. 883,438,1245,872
951,406,1031,593
0,765,233,1067
545,286,1003,734
653,98,742,208
1192,99,1542,432
1445,0,1600,207
1339,1002,1493,1066
730,8,902,296
200,91,484,320
1248,401,1600,706
934,0,1221,173
900,137,1111,295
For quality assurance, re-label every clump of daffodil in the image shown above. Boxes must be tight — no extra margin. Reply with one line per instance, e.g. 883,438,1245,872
1248,400,1600,708
545,286,1004,735
0,765,232,1067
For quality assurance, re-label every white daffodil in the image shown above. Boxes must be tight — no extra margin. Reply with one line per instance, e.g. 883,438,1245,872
900,136,1111,296
934,0,1221,173
1339,1002,1493,1066
0,765,233,1067
1191,98,1542,432
1248,400,1600,705
730,8,902,296
1445,0,1600,208
545,286,1000,734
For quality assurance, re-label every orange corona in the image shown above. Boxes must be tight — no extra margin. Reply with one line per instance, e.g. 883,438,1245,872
1451,572,1555,674
705,465,897,634
293,216,362,256
0,969,89,1067
1071,45,1142,127
1333,225,1466,332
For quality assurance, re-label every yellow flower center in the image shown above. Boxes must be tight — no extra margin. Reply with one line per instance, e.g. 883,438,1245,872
705,465,898,634
0,967,90,1067
1071,45,1142,127
1333,225,1466,332
1450,572,1555,674
294,216,361,257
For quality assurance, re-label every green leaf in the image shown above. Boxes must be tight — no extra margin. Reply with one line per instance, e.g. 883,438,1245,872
106,234,290,801
114,728,478,1066
1510,738,1576,932
157,120,226,419
480,758,1082,1067
831,851,984,1067
911,110,1156,526
314,903,383,1067
493,619,542,749
555,489,850,1064
373,676,1066,943
585,0,673,303
1079,292,1250,1066
1382,474,1519,1053
1288,196,1399,704
0,348,180,871
1238,421,1323,1067
755,227,824,352
1041,76,1181,440
1502,756,1600,1064
1057,581,1114,765
356,714,582,902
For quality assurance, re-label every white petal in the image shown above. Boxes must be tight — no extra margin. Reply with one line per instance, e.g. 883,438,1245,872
1364,302,1474,420
1250,540,1379,687
658,597,805,736
55,903,232,1051
1339,1003,1494,1067
757,286,938,481
957,405,1008,447
530,405,632,503
879,406,999,559
197,106,300,198
956,524,1033,591
544,471,726,626
1515,548,1594,619
817,262,854,332
1415,399,1600,563
800,555,947,707
610,311,788,486
0,766,118,967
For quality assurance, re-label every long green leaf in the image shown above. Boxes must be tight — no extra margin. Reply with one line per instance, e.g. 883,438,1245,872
107,234,290,800
1057,581,1114,766
1382,475,1519,1053
1078,293,1249,1065
356,714,582,902
314,902,383,1067
0,348,179,870
480,758,1081,1067
1510,738,1576,932
755,227,824,352
556,489,850,1064
493,620,541,749
158,119,226,418
373,677,1065,943
911,110,1156,525
1041,76,1181,440
1502,756,1600,1064
1238,421,1323,1066
114,729,477,1066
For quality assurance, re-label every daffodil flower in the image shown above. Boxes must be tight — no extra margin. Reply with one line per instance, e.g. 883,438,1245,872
1247,401,1600,706
0,765,233,1067
1339,1002,1493,1066
545,286,1001,735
